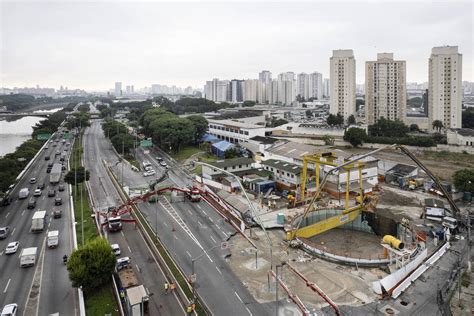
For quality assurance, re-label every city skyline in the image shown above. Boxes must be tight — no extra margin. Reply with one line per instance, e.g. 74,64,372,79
1,1,472,90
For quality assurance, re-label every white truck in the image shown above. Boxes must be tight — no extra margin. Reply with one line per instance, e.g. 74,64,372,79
19,188,29,200
47,230,59,248
20,247,37,267
31,211,47,233
49,163,62,184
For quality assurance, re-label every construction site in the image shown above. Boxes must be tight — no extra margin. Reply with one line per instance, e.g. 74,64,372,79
216,145,472,315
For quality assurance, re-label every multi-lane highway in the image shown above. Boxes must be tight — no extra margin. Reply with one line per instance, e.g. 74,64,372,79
83,120,184,315
0,132,77,315
105,139,271,314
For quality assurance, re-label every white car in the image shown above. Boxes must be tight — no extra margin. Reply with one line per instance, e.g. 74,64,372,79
1,303,18,316
33,189,42,197
29,178,37,184
111,244,121,256
159,161,168,168
142,161,151,168
144,165,153,171
143,170,156,177
5,242,19,255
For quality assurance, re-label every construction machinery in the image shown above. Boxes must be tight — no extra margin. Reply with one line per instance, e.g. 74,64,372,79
286,144,461,241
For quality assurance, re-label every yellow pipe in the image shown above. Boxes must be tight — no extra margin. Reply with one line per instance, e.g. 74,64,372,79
382,235,405,250
345,170,350,210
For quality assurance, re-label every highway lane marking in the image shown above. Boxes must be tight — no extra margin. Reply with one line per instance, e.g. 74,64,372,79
196,204,202,210
135,264,141,273
120,231,125,237
3,278,11,293
246,307,253,315
0,251,3,256
5,212,10,219
163,221,168,227
186,251,192,258
11,227,15,236
234,291,243,303
208,216,214,223
127,246,132,253
215,266,222,275
205,252,213,263
21,210,25,216
210,235,217,244
187,209,193,216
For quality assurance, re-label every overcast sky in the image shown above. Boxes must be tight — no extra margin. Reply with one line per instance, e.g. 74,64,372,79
1,0,472,91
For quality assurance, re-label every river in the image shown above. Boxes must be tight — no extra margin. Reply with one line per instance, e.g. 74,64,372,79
0,108,61,157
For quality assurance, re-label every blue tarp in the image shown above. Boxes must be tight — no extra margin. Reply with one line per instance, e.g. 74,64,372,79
211,140,235,158
201,134,219,143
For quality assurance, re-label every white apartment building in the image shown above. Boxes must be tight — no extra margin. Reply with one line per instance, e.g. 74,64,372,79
330,49,356,121
323,78,330,98
114,82,122,96
216,80,229,102
231,80,244,103
259,70,272,84
428,46,463,130
207,119,266,143
365,53,407,124
243,79,259,102
309,72,323,100
297,73,310,100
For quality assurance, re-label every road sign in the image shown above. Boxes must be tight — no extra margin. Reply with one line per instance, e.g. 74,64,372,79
140,139,153,148
221,241,230,250
36,133,52,140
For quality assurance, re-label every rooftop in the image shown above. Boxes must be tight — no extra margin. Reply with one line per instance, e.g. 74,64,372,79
387,163,417,176
449,128,474,137
267,141,324,160
249,136,280,144
207,157,254,169
261,159,302,175
208,118,265,129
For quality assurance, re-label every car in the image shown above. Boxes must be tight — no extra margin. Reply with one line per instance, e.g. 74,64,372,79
45,155,51,161
37,183,45,190
111,244,121,256
52,209,62,218
5,241,19,255
48,190,56,197
0,196,12,207
143,170,156,177
144,165,153,171
27,199,36,209
142,161,151,168
33,189,42,197
29,178,37,184
159,161,168,168
155,157,163,162
52,143,57,147
0,227,9,239
55,151,61,156
61,165,66,171
46,168,52,173
58,184,65,192
54,197,62,206
44,145,49,150
47,162,54,168
116,257,131,271
1,303,18,316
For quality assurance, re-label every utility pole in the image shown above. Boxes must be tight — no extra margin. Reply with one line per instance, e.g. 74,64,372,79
275,262,286,316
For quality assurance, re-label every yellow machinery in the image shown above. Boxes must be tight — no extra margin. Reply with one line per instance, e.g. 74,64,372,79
286,152,369,240
382,235,405,250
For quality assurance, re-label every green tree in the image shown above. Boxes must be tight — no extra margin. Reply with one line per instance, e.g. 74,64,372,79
432,120,444,132
368,117,409,138
186,115,208,143
409,124,420,132
67,238,116,292
462,108,474,128
64,167,90,184
65,112,90,129
323,134,335,145
344,127,368,147
224,148,240,159
110,133,135,155
453,168,474,193
242,101,256,107
347,114,356,125
327,113,344,126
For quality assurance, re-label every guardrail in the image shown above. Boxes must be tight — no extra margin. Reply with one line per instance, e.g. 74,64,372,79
103,160,209,315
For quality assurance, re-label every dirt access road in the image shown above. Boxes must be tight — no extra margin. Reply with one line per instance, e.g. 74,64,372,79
340,146,474,181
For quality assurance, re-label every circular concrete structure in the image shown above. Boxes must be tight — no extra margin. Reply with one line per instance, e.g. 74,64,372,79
295,209,402,266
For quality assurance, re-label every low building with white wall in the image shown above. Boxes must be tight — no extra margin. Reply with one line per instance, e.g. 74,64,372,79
447,128,474,146
207,119,267,144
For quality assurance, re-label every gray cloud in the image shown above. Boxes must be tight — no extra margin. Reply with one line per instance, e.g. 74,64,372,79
1,1,472,90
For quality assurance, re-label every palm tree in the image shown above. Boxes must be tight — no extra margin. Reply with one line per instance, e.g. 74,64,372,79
432,120,444,132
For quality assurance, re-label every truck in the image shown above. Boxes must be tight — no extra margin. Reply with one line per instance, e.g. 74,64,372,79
20,247,37,267
116,262,149,316
108,215,122,232
31,211,47,233
49,163,62,185
19,188,29,200
186,187,201,202
47,230,59,248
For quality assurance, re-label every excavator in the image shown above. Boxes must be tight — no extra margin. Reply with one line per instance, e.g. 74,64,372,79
286,144,461,241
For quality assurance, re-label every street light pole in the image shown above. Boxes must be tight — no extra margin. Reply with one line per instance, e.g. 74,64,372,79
275,262,286,316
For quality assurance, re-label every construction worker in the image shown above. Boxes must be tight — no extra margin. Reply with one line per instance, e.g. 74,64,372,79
170,282,176,292
186,305,193,314
164,281,169,294
119,290,125,300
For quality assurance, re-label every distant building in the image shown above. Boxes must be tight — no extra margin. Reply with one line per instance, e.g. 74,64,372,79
115,82,122,96
323,78,330,98
202,157,254,179
261,159,302,190
330,49,356,121
428,46,463,130
207,119,267,143
365,53,407,124
447,128,474,146
230,80,244,103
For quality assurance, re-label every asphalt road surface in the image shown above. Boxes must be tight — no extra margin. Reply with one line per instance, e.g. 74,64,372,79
0,133,77,315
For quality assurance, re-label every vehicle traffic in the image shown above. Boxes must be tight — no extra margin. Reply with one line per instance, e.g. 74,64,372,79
5,241,19,255
20,247,37,267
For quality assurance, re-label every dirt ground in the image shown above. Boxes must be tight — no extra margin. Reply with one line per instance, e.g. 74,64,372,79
340,146,474,181
227,229,382,310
